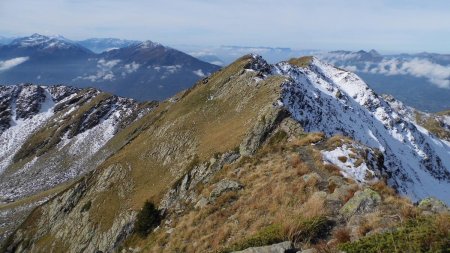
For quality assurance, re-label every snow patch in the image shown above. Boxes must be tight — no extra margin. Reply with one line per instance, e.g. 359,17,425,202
322,145,374,183
0,89,54,174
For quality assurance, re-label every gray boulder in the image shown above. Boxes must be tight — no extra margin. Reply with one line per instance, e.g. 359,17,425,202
232,241,294,253
418,197,449,214
340,188,381,217
210,179,243,201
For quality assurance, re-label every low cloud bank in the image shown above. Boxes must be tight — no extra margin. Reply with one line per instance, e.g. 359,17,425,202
0,57,29,71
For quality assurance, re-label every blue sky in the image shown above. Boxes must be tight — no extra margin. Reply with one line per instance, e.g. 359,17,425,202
1,0,450,53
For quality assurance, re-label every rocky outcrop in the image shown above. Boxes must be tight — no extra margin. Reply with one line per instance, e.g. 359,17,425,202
160,152,240,214
418,197,449,214
4,164,136,253
340,188,381,217
240,108,289,156
209,179,243,201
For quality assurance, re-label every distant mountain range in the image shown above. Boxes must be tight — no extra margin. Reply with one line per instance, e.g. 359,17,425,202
180,44,317,66
2,35,449,111
0,34,220,101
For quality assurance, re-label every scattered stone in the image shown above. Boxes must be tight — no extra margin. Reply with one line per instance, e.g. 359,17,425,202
302,172,322,183
210,179,243,201
195,197,209,209
298,248,318,253
232,241,294,253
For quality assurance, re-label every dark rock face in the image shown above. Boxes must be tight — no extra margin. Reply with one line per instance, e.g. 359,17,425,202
0,84,81,135
15,85,47,120
0,86,15,133
47,85,80,102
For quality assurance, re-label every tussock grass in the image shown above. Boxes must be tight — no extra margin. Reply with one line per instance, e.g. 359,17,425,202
415,111,450,141
288,56,313,68
339,214,450,253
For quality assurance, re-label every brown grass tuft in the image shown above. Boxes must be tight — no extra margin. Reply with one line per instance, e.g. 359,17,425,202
291,132,325,147
299,194,327,219
371,180,396,196
333,227,351,244
342,187,358,204
337,156,348,163
324,164,342,176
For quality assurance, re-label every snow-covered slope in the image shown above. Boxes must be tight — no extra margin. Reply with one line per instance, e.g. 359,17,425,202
10,34,73,50
269,56,450,204
0,84,151,202
77,38,140,53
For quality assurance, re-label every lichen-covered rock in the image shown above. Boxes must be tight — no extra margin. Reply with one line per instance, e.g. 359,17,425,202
210,179,243,201
232,241,293,253
302,172,323,184
194,197,209,209
418,197,449,214
340,188,381,217
299,248,318,253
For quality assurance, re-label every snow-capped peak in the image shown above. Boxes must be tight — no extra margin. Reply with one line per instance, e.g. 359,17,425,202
138,40,163,49
10,33,77,50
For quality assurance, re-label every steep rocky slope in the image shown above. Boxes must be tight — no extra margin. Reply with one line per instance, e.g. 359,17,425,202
0,84,153,244
2,55,449,253
275,57,450,203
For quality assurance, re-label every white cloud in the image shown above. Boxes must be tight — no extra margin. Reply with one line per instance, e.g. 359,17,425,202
0,57,29,71
370,58,450,88
338,57,450,89
76,58,120,82
193,69,205,77
124,62,140,74
98,59,120,69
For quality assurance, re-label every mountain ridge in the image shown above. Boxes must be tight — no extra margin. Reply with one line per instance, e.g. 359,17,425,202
2,54,449,252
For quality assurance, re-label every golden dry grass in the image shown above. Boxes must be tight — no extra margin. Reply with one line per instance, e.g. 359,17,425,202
142,147,321,252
